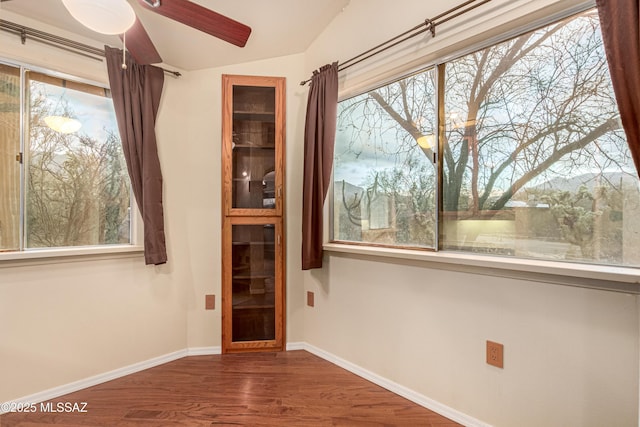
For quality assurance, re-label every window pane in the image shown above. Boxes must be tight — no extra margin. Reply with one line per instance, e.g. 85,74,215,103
25,72,130,248
0,63,21,252
442,10,640,267
333,69,437,248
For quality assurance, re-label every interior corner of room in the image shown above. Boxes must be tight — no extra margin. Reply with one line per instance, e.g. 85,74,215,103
0,0,638,426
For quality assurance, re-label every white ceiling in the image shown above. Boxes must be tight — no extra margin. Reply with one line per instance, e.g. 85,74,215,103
0,0,351,70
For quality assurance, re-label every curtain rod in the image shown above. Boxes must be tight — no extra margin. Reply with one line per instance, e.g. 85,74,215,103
299,0,492,86
0,19,182,77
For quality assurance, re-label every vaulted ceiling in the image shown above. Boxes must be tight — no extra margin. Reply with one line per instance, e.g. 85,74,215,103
0,0,351,70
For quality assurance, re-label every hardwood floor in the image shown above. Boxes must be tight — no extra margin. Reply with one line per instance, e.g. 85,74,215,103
0,350,461,426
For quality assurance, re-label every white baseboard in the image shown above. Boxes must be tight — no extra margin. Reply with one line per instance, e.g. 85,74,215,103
286,341,306,351
1,349,188,414
299,342,492,427
2,342,490,426
187,346,222,356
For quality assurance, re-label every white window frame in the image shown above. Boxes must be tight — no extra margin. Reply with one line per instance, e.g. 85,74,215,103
0,57,143,266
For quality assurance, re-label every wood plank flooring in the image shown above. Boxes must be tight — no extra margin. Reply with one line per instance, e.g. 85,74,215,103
0,350,461,426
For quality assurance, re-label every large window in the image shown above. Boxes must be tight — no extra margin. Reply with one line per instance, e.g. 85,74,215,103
0,62,131,253
333,9,640,268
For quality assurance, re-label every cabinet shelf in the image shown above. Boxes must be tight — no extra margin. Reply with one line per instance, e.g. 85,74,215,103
232,291,275,310
232,241,274,246
231,178,274,184
233,111,275,122
232,303,275,310
233,110,275,115
233,144,275,150
233,274,274,280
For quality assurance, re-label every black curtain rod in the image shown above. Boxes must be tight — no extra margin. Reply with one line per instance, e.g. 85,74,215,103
0,19,182,77
300,0,492,86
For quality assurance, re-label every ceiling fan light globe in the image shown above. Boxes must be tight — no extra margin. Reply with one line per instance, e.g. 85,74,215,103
44,116,82,134
62,0,136,35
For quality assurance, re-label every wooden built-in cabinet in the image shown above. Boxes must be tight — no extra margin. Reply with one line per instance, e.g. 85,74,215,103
221,75,285,353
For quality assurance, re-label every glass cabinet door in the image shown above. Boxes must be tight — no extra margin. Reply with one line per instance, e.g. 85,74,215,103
232,86,276,210
222,216,284,351
223,75,285,217
231,223,276,342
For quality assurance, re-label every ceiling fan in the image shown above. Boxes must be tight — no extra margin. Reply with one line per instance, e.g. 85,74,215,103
1,0,252,65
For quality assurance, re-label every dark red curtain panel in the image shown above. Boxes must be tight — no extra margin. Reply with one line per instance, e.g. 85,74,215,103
105,46,167,265
596,0,640,176
302,62,339,270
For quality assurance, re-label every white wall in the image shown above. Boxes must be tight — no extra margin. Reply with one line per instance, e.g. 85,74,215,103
0,257,185,401
305,255,638,426
303,0,640,426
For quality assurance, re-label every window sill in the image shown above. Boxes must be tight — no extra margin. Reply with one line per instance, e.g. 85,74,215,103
0,245,144,268
323,242,640,294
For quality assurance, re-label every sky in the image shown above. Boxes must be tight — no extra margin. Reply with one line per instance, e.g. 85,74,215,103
36,81,119,143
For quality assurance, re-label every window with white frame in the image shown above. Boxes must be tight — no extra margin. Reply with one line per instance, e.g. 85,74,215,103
332,8,640,268
0,61,131,252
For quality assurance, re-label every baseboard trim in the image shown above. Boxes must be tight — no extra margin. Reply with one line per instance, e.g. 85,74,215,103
286,341,306,351
1,349,188,414
300,342,492,427
187,346,222,356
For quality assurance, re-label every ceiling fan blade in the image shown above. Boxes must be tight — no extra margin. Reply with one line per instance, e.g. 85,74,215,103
119,17,162,65
135,0,251,48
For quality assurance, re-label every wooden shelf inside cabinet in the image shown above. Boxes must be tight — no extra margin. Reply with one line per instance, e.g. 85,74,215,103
233,111,275,122
232,293,276,310
233,178,273,187
232,274,274,280
232,241,275,246
233,144,275,150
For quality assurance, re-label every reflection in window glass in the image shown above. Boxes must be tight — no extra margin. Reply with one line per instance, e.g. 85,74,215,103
333,69,437,248
441,10,640,266
25,71,130,248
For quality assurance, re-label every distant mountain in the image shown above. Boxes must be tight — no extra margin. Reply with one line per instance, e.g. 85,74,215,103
529,171,638,193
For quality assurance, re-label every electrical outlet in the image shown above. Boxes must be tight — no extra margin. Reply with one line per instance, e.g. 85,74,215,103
486,340,504,368
205,294,215,310
307,291,314,307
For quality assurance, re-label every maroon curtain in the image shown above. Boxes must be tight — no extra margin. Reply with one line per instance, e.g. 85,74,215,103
596,0,640,176
302,62,339,270
105,46,167,265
